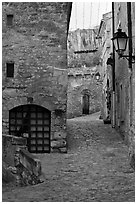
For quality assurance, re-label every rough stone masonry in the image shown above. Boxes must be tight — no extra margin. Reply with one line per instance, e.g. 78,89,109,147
2,2,69,153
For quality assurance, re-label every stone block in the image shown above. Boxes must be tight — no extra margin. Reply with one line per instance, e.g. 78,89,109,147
3,135,27,166
59,147,67,153
53,131,67,139
51,139,66,148
51,148,60,153
11,136,27,146
2,161,17,184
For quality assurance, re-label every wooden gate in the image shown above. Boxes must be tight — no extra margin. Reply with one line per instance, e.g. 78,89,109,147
9,104,51,153
82,94,89,114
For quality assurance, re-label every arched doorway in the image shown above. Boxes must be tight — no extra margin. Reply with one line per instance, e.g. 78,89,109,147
82,94,89,114
9,104,51,153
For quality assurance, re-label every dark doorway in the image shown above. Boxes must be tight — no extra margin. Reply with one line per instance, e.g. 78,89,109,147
9,104,51,153
82,94,89,114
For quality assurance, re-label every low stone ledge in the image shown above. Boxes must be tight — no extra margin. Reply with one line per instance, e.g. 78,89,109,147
14,148,42,186
2,134,42,186
17,149,41,176
2,134,27,167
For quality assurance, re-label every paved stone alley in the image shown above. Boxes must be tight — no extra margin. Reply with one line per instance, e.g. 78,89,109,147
2,112,135,202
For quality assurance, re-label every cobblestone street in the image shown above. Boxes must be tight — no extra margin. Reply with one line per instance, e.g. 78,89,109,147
2,112,135,202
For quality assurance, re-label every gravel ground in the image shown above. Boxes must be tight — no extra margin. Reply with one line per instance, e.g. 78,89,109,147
2,112,135,202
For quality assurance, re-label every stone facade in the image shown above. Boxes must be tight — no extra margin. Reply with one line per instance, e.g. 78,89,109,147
2,2,69,153
113,2,135,168
97,12,112,121
67,28,103,119
67,66,102,119
96,4,135,169
67,28,101,68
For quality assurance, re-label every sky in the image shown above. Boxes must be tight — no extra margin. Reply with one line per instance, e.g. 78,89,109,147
69,2,112,31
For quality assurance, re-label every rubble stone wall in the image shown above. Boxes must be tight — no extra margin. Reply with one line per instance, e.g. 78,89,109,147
114,2,135,169
2,134,42,185
2,134,27,167
67,67,102,119
67,28,101,68
2,2,68,152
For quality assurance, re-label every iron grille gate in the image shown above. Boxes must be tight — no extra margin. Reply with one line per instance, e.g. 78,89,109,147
9,104,51,153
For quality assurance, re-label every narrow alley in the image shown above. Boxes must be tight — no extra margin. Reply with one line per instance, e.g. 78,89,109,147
2,112,135,202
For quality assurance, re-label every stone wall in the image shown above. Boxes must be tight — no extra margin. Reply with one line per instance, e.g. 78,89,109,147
67,26,103,119
3,134,27,167
97,12,112,121
14,148,42,185
67,66,102,119
2,2,68,152
2,134,42,185
67,28,102,68
113,2,135,169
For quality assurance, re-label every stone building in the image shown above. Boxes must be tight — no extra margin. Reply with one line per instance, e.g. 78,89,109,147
112,2,135,168
67,66,102,119
67,28,103,118
68,28,100,68
97,11,112,122
96,3,135,168
2,2,71,153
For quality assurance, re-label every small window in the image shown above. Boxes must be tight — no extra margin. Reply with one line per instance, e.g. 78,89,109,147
7,14,13,26
6,63,14,77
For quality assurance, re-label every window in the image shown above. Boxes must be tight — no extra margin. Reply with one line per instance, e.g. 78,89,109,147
6,63,14,77
7,14,13,26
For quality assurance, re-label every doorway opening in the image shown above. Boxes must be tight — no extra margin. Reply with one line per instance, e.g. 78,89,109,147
82,94,90,114
9,104,51,153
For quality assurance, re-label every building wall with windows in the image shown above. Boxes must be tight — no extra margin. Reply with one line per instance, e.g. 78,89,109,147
2,2,69,153
113,2,135,168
